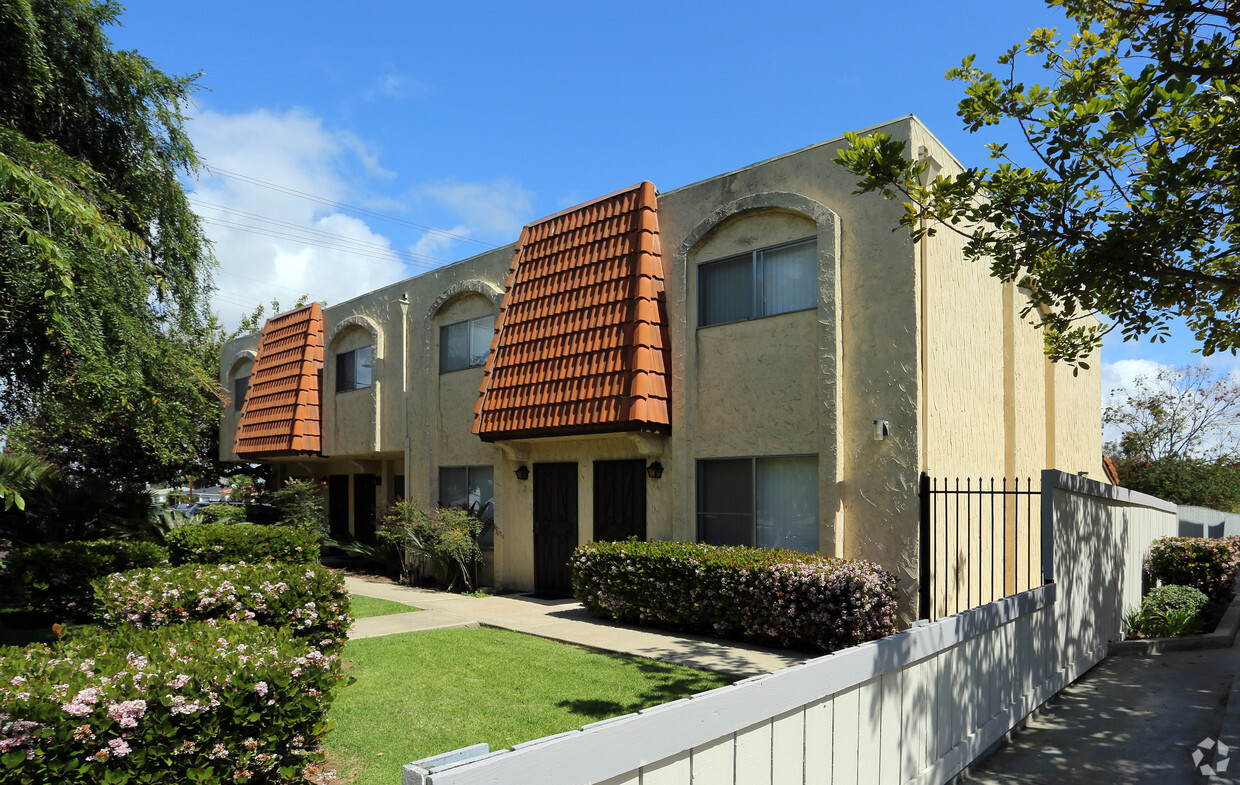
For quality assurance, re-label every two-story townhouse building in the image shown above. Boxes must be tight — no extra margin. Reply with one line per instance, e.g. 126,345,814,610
219,115,1104,617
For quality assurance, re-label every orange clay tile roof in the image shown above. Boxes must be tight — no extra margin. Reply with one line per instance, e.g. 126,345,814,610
1103,455,1120,485
473,181,671,441
235,304,324,457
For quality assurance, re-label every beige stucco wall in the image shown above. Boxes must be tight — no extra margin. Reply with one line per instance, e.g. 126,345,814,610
217,114,1104,618
1051,348,1104,478
324,323,379,456
490,434,670,591
219,337,260,463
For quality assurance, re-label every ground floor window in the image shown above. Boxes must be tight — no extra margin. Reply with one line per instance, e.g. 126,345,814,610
439,465,495,549
696,455,818,553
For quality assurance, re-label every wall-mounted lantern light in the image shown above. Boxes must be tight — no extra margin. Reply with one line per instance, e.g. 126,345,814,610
514,465,530,481
646,461,664,480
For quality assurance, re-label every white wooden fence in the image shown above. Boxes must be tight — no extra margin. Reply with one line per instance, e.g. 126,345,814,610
1179,504,1240,539
404,471,1177,785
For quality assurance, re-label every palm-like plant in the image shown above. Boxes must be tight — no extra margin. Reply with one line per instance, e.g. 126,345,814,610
0,453,57,512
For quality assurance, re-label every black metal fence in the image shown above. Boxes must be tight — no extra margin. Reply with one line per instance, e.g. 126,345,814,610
918,473,1041,620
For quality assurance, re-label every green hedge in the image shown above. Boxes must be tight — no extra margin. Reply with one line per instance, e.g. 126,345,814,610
0,541,168,621
1146,536,1240,601
166,523,319,565
95,562,351,652
197,504,246,524
572,540,898,653
1144,584,1210,618
0,621,343,784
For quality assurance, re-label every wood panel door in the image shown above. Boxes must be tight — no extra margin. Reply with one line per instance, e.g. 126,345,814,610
593,460,646,542
533,463,578,596
353,474,377,544
328,475,349,540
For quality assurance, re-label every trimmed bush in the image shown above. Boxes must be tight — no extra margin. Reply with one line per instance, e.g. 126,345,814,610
572,540,898,652
198,504,246,524
166,523,319,565
94,562,351,652
0,541,167,621
1144,584,1210,618
0,621,343,784
1146,536,1240,601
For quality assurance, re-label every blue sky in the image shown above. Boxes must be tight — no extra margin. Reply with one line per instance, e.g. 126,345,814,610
107,0,1224,396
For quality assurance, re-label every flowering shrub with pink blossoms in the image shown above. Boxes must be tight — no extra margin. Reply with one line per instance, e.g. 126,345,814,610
572,540,898,652
0,621,343,784
166,524,320,566
94,562,351,652
1146,535,1240,602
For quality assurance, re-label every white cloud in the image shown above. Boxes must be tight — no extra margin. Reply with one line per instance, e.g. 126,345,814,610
1101,359,1171,447
187,107,406,327
1101,359,1170,399
408,177,534,261
362,71,431,102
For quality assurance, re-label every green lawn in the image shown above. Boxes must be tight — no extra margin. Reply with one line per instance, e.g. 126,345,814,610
325,627,737,785
350,594,419,618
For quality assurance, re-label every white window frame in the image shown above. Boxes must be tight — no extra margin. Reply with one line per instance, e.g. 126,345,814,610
233,375,250,412
698,236,817,327
438,465,495,549
440,314,495,374
696,455,819,553
335,346,373,392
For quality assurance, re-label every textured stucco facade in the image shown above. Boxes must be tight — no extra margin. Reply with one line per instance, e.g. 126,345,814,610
220,115,1103,619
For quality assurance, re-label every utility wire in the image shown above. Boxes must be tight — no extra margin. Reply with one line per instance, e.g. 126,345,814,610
202,166,500,250
214,268,313,299
198,216,419,270
190,197,451,269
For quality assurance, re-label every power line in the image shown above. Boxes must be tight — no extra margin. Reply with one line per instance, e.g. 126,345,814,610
213,268,312,299
198,216,421,270
201,166,500,250
190,197,451,270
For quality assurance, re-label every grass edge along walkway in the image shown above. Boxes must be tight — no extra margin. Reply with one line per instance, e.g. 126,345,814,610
350,594,420,619
325,626,737,785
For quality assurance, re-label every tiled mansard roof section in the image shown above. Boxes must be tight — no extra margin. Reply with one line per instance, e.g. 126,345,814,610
473,181,672,441
234,303,324,457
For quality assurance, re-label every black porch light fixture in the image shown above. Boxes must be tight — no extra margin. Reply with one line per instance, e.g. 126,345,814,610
514,465,530,481
646,461,664,480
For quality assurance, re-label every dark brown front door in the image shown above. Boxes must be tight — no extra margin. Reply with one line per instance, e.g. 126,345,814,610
328,475,349,540
593,460,646,542
353,474,377,544
534,463,578,596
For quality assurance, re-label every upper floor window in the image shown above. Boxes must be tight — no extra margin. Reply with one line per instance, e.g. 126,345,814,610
440,314,496,374
336,346,373,392
698,237,817,327
233,375,250,412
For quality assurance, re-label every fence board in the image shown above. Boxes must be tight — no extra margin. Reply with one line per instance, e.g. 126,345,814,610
770,709,804,785
803,697,832,780
689,737,733,785
831,685,860,785
735,720,772,785
641,750,689,785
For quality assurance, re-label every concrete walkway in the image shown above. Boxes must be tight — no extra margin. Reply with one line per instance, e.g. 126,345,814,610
344,576,806,677
966,638,1240,784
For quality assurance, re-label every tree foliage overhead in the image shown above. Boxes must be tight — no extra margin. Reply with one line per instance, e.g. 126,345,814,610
835,0,1240,365
0,0,216,483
